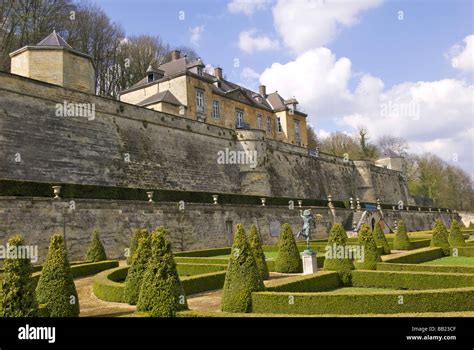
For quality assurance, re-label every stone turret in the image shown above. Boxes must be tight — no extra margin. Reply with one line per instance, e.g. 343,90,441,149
9,30,95,94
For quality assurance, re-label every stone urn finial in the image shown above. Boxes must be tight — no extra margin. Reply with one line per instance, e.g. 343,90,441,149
261,198,266,206
349,197,354,210
212,194,219,205
52,185,61,199
356,197,361,212
146,191,154,202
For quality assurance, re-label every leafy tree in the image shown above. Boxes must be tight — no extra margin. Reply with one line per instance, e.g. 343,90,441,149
448,219,465,247
36,234,79,317
354,225,380,270
137,226,187,317
248,224,269,280
0,235,38,317
393,220,411,250
84,229,107,262
323,224,354,284
373,221,391,254
221,224,264,313
123,235,152,305
274,224,302,273
431,219,450,255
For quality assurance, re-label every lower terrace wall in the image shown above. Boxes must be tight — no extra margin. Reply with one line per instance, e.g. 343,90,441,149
0,197,459,263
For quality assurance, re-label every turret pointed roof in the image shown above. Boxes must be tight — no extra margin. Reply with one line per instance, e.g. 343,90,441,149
36,30,72,49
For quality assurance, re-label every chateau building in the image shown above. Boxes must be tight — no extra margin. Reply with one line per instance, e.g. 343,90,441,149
119,50,309,146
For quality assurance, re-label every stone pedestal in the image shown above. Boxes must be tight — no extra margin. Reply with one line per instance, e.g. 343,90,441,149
302,249,318,275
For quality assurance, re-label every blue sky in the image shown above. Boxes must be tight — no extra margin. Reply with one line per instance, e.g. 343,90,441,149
94,0,473,176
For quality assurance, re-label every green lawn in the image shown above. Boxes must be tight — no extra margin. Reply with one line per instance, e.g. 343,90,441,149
422,256,474,266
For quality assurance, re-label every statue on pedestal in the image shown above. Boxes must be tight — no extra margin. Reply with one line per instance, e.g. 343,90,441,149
297,209,315,251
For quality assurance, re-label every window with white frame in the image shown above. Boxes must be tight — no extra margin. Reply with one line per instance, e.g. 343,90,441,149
196,89,204,113
212,100,220,119
277,116,283,133
266,116,272,133
236,109,244,127
257,113,263,130
294,119,301,144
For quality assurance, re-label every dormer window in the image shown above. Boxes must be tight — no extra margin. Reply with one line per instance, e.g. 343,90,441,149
197,67,203,76
147,73,154,83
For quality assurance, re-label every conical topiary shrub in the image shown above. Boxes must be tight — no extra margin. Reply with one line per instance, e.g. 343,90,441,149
274,223,303,273
136,226,187,317
84,229,107,262
448,219,465,247
36,233,79,317
373,221,391,254
123,234,152,305
431,219,450,255
354,224,381,270
323,223,354,284
0,235,38,317
127,228,149,265
248,224,270,280
221,224,265,313
393,220,411,250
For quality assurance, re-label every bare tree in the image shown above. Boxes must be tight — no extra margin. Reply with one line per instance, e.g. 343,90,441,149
377,135,409,156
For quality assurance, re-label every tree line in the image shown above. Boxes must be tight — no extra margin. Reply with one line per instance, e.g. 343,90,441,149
306,125,473,211
0,0,198,98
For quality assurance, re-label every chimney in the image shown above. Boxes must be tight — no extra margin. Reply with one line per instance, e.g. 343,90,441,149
214,67,223,80
171,50,181,61
259,85,267,97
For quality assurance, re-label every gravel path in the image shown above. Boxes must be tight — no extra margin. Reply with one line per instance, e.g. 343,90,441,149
75,276,136,317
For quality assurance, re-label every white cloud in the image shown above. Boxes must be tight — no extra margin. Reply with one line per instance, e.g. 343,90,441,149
239,67,260,90
238,29,279,53
260,48,353,117
260,47,474,176
272,0,382,53
448,35,474,72
189,25,205,46
228,0,272,16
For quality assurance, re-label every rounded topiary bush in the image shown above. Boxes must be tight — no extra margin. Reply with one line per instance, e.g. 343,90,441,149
431,219,450,255
248,224,269,280
323,223,354,284
354,224,381,270
221,224,265,313
393,220,411,250
84,229,107,262
448,219,465,247
274,223,302,273
36,233,79,317
373,221,391,254
124,234,152,305
136,226,187,317
127,228,149,265
0,235,38,317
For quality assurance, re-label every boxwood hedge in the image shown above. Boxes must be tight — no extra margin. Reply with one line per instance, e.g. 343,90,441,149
351,270,474,290
0,179,345,208
377,262,474,274
382,247,443,264
92,266,229,303
264,271,340,293
251,287,474,315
